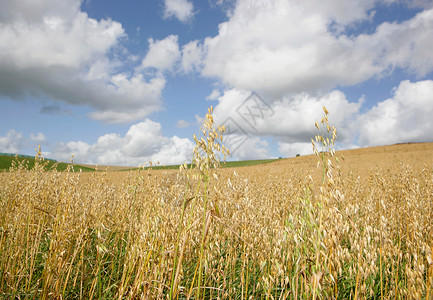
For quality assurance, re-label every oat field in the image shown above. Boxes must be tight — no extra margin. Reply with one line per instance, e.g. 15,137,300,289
1,108,432,299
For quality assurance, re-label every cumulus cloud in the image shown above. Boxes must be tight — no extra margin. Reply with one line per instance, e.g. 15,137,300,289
201,0,433,97
212,89,362,144
151,136,194,164
0,130,50,154
87,74,166,123
226,136,271,160
301,0,377,26
206,88,364,160
214,129,270,160
196,0,433,157
358,80,433,146
0,0,81,25
140,35,181,72
278,142,313,158
0,130,25,153
30,132,48,145
0,0,166,123
211,78,433,158
163,0,195,23
140,36,202,74
364,9,433,77
206,89,221,100
52,141,90,163
180,40,203,73
50,119,195,166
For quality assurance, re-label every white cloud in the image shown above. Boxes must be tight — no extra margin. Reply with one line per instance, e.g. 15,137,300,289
219,135,270,161
50,119,195,166
208,88,364,160
266,91,362,142
212,89,362,144
163,0,195,23
87,74,166,123
232,137,270,160
0,130,50,155
198,1,433,157
151,136,194,165
0,0,166,123
301,0,376,25
0,13,123,69
140,35,181,72
212,79,433,158
30,133,47,144
206,89,221,100
0,130,25,153
176,120,190,128
364,9,433,77
358,80,433,146
122,120,169,157
201,0,433,97
278,142,313,158
181,40,203,73
52,141,91,164
201,0,376,96
0,0,80,24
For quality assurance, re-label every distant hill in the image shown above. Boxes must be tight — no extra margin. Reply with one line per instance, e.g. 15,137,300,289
1,153,280,172
0,153,95,172
79,158,281,171
2,142,432,173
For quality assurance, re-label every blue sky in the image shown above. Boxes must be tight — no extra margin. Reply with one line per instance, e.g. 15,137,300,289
1,0,432,166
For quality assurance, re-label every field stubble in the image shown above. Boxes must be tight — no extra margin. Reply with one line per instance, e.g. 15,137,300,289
0,108,432,299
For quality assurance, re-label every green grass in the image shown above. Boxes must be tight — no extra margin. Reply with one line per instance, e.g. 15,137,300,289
123,158,281,171
221,158,280,168
0,154,96,172
1,154,280,172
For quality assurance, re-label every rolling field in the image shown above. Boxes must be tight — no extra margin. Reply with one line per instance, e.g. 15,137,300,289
1,111,432,299
0,154,96,172
73,158,280,172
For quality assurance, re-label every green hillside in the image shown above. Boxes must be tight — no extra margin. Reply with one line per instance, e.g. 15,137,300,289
1,154,280,172
130,158,281,171
221,158,280,168
0,154,95,172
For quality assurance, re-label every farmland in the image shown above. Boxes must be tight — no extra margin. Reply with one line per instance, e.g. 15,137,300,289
0,110,432,299
0,154,96,172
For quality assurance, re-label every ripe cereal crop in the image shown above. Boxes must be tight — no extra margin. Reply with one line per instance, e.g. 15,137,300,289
0,107,432,299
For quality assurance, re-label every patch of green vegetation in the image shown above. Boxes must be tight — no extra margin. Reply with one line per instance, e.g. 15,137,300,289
220,158,280,168
129,159,280,171
1,155,278,173
0,154,95,172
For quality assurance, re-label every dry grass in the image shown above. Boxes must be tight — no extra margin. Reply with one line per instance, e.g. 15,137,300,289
1,107,432,299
